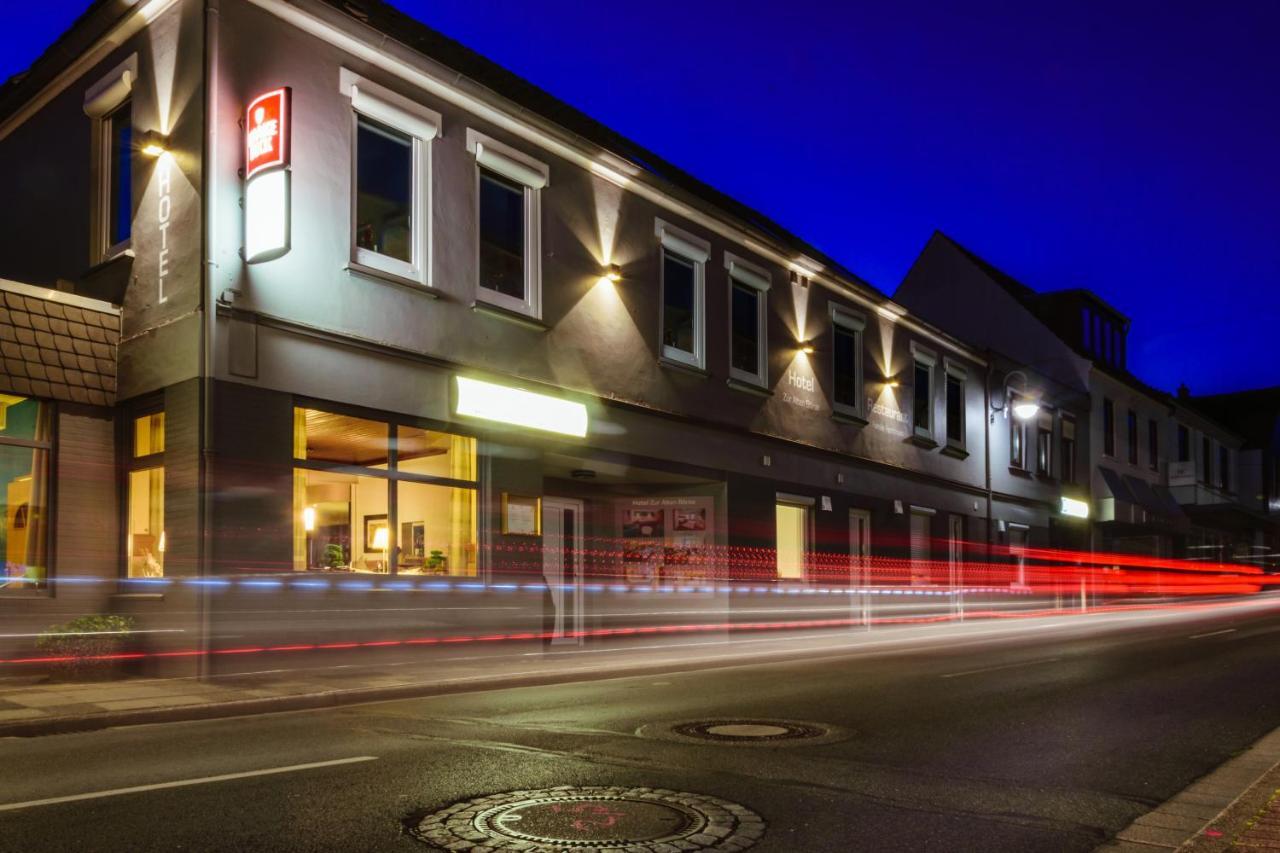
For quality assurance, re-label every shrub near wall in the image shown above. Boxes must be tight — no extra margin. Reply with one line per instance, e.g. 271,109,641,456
35,614,136,679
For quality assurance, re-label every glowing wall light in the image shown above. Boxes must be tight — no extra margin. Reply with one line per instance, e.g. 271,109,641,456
245,168,290,263
139,130,169,157
1012,400,1041,420
455,376,588,438
1060,497,1090,519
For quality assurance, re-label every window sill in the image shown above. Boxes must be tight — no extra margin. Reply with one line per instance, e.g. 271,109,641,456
346,261,435,294
472,300,547,331
1008,466,1033,478
941,443,969,460
111,592,165,601
658,356,709,378
907,433,938,449
831,410,868,427
726,377,771,397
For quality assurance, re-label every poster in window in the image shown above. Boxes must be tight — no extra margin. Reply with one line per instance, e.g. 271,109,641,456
502,493,541,536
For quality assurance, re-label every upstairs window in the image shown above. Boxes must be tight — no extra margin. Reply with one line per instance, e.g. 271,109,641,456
1103,398,1116,457
1148,419,1159,471
1036,412,1052,476
1177,424,1190,462
831,306,865,419
1010,401,1026,469
1201,435,1212,484
106,103,132,250
343,70,440,287
1219,445,1230,491
84,54,137,262
910,344,936,441
1060,415,1077,484
1126,410,1138,465
655,220,709,370
469,130,548,318
726,253,770,387
944,360,966,449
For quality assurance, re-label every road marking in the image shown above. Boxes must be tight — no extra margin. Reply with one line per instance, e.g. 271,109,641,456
940,657,1061,679
1189,629,1237,639
0,756,378,812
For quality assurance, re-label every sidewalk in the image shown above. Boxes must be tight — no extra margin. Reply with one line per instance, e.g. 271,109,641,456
1098,728,1280,852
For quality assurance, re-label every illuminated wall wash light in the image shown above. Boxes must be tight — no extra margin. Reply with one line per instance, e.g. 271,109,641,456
1060,497,1090,519
455,376,589,438
245,168,290,263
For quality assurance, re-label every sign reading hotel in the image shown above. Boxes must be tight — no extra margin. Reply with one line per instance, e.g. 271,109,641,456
244,87,292,263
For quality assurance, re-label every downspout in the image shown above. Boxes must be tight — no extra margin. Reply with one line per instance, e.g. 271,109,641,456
984,355,994,579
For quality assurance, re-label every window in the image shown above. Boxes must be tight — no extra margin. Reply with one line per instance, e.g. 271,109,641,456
468,130,547,318
1219,445,1230,491
944,361,966,448
1148,419,1159,471
1102,398,1115,456
831,306,865,418
655,220,709,369
1036,412,1052,476
1201,435,1212,484
0,396,52,593
84,54,137,261
293,407,477,575
1060,415,1077,484
911,344,936,440
726,253,770,386
127,411,165,578
1081,307,1091,352
342,70,440,286
1010,404,1026,469
775,496,811,580
1177,424,1190,462
1126,410,1138,465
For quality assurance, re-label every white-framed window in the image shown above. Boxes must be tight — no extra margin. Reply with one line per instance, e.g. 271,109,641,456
910,342,937,441
655,219,709,370
341,69,440,288
830,305,866,419
725,251,770,386
84,54,137,263
943,358,966,449
466,129,548,319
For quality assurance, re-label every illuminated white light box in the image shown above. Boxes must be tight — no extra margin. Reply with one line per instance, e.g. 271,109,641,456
1060,496,1090,519
455,376,588,437
245,167,290,263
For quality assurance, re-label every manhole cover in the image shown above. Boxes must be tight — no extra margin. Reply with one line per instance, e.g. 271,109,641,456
639,718,849,747
410,785,765,852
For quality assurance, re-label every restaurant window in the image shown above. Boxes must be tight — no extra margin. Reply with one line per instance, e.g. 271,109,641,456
127,411,165,578
1036,412,1052,476
1060,415,1077,484
1126,410,1138,465
911,344,936,440
293,407,478,575
656,220,709,370
344,70,439,286
944,361,965,449
1177,424,1190,462
1148,419,1159,471
1102,397,1115,457
469,129,547,318
727,254,770,387
775,496,810,580
0,396,52,593
831,306,865,419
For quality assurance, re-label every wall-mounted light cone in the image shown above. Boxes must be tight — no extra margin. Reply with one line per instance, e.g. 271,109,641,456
605,264,622,282
800,342,815,355
140,129,170,157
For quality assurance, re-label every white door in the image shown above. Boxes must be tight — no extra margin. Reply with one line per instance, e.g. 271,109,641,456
542,498,584,644
849,509,872,585
909,510,932,586
775,500,809,580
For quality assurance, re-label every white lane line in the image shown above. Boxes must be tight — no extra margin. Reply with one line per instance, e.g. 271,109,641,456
940,657,1061,679
1189,629,1237,639
0,756,378,813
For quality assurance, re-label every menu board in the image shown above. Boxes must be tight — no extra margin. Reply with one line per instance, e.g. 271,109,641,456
619,496,715,583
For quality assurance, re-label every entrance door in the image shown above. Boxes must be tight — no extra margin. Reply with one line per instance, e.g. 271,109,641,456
542,498,584,644
909,509,933,585
849,509,871,585
948,515,965,617
1008,524,1029,588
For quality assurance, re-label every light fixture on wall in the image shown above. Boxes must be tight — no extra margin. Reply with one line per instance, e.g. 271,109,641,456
1012,400,1041,420
883,376,900,388
604,264,622,283
799,342,815,355
991,368,1041,423
139,130,170,157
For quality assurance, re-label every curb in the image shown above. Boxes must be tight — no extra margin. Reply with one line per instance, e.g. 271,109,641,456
1097,727,1280,852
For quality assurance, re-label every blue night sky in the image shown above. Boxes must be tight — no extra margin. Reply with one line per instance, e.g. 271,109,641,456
4,1,1277,394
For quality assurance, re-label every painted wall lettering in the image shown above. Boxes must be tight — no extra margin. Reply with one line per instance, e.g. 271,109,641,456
157,155,171,303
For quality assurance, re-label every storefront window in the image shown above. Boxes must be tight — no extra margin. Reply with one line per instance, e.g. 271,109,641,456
776,500,809,580
127,411,165,578
292,407,477,575
0,395,51,592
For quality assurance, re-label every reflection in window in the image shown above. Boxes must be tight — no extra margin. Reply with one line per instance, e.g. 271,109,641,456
478,168,525,301
355,116,413,263
0,396,51,592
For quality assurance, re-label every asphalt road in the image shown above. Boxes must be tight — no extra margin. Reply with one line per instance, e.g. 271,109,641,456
2,597,1280,852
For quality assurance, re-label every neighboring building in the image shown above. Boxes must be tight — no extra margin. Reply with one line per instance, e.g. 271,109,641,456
0,0,1027,660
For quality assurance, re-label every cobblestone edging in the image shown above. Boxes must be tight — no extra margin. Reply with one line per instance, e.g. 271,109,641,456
410,785,766,852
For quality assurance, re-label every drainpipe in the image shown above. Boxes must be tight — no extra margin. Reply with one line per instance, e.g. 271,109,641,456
984,357,994,588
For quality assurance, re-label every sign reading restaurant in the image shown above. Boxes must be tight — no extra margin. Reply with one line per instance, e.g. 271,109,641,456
245,87,290,179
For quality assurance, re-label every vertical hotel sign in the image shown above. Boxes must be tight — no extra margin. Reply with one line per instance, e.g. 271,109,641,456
244,87,291,263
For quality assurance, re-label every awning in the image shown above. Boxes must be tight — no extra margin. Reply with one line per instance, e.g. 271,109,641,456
1095,467,1188,528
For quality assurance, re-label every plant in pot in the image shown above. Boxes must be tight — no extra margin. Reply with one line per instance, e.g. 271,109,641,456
36,614,136,681
322,543,345,570
425,549,447,574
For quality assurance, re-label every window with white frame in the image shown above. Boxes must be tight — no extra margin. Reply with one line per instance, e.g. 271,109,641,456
467,129,547,318
944,359,966,448
910,343,937,440
84,54,137,263
726,252,769,386
831,306,866,419
655,220,709,369
341,70,440,287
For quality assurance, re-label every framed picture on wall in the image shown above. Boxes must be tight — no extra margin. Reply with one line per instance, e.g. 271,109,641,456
363,513,389,553
501,493,541,536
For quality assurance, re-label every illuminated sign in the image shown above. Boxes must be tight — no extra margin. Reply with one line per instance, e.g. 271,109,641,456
1060,496,1090,519
245,88,290,180
455,376,588,437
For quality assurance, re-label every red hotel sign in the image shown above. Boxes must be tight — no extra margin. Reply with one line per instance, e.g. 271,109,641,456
245,87,290,180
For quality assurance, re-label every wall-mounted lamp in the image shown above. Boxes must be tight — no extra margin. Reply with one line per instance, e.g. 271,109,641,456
604,264,622,283
884,378,900,388
139,130,170,157
799,342,815,355
1012,400,1041,420
991,368,1041,423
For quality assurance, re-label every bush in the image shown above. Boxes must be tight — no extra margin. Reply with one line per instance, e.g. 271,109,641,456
36,614,136,679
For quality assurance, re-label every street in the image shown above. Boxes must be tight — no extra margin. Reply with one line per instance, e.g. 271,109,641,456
2,599,1279,852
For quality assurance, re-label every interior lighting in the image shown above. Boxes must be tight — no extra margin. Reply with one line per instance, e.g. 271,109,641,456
302,506,316,532
455,376,588,438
